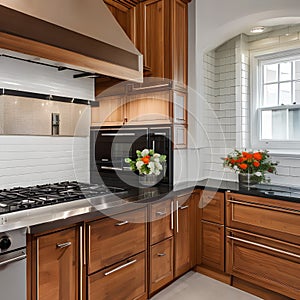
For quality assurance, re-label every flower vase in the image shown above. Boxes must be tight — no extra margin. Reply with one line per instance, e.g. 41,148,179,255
139,174,160,187
238,173,261,188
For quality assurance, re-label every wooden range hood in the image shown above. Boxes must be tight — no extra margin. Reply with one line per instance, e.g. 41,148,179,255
0,0,143,82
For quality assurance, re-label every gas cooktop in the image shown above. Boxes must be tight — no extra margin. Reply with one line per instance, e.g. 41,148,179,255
0,181,126,214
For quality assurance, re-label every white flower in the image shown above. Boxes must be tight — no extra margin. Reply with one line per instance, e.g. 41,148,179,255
136,161,144,170
153,153,160,158
154,157,160,163
255,171,262,177
233,165,239,171
141,149,149,157
148,162,155,174
155,162,163,170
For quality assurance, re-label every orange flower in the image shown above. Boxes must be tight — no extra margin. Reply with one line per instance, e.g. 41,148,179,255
142,155,150,164
253,152,262,161
239,163,248,170
242,152,253,160
253,161,260,167
230,159,236,165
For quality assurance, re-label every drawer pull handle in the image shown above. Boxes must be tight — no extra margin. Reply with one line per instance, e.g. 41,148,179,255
56,242,72,249
227,199,300,214
115,221,129,226
227,236,300,259
104,259,137,276
157,253,166,257
180,205,189,210
156,211,167,216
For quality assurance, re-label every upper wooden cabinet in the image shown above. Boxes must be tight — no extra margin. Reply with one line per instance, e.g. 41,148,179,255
104,0,138,44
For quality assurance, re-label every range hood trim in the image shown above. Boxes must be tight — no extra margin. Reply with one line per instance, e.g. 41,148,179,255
0,32,143,82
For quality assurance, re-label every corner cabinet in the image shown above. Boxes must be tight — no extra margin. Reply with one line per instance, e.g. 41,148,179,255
30,226,82,300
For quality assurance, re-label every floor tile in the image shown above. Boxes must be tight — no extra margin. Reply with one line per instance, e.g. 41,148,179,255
150,272,261,300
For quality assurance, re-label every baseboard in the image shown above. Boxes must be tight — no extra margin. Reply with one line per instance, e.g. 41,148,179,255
232,277,293,300
194,265,231,285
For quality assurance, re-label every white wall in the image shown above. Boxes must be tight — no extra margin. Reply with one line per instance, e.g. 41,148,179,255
0,136,90,189
200,26,300,186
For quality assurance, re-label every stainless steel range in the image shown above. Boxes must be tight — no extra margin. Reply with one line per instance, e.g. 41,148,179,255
0,181,126,214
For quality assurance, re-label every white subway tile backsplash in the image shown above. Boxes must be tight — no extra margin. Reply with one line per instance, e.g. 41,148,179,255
0,136,89,189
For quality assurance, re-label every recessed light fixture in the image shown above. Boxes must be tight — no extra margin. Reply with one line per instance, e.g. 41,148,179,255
250,26,265,34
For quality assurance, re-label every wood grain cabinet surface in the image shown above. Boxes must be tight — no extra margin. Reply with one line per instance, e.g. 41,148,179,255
35,226,80,300
226,192,300,298
197,191,226,273
174,193,196,277
150,237,174,294
88,252,147,300
149,198,174,245
87,207,147,274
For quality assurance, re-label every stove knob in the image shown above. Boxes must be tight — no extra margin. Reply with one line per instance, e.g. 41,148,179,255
0,236,11,250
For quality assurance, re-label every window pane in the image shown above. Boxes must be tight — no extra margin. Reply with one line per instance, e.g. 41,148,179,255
279,82,292,105
264,64,278,83
261,110,272,139
272,110,287,140
294,81,300,104
294,61,300,80
263,84,278,106
289,109,300,140
279,62,292,81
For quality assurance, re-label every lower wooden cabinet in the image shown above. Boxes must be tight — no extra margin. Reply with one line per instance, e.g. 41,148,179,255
226,229,300,299
200,221,225,272
88,252,147,300
150,237,174,294
174,193,196,277
35,226,80,300
87,208,147,274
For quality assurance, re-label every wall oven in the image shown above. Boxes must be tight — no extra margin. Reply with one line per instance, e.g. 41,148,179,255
90,126,172,188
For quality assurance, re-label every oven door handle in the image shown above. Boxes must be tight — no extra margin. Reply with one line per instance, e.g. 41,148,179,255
101,133,136,137
100,166,123,171
0,252,26,267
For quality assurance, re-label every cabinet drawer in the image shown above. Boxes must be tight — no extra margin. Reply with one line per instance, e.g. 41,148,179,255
200,221,224,272
88,252,146,300
150,199,173,245
226,193,300,243
200,191,224,224
87,208,147,274
150,237,174,294
226,229,300,298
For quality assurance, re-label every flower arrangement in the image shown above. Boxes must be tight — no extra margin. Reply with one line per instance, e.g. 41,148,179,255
223,149,277,182
125,149,167,176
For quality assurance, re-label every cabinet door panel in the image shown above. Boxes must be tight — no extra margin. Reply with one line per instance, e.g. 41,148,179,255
173,125,187,148
37,227,79,300
201,221,225,272
227,229,300,299
172,0,187,86
125,90,171,124
201,191,224,224
88,208,147,274
174,197,191,277
226,193,300,243
88,252,146,300
138,0,165,78
150,199,173,245
91,96,125,126
150,237,174,294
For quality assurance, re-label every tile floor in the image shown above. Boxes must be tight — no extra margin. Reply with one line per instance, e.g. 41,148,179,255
150,272,261,300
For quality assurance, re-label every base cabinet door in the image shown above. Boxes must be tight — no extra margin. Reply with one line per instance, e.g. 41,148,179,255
150,237,174,294
227,229,300,299
36,227,79,300
174,195,193,277
200,221,225,272
88,252,147,300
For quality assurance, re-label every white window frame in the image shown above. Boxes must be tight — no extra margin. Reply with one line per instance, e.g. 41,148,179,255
250,45,300,152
